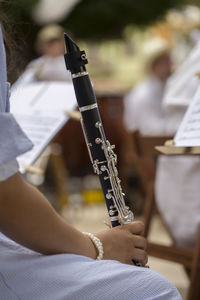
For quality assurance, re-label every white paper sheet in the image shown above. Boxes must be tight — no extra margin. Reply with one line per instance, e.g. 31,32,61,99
31,82,76,112
10,82,76,113
174,85,200,146
163,41,200,108
10,82,77,172
11,82,47,112
15,112,68,173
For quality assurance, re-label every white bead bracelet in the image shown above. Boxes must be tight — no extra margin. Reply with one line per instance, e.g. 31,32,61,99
83,232,104,260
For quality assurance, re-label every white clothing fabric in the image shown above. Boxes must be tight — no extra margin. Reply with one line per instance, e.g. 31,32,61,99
155,43,200,248
0,113,32,166
0,159,19,181
155,105,200,248
124,76,167,136
0,27,181,299
156,154,200,248
0,26,32,179
0,234,181,300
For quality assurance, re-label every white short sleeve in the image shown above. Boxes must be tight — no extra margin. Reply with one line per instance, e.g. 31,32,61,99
0,26,33,167
0,112,33,165
0,159,19,181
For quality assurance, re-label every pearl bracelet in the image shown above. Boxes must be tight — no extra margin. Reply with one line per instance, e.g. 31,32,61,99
83,232,104,260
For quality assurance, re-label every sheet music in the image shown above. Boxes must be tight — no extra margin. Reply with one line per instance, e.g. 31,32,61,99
163,41,200,107
10,82,77,173
10,82,48,112
10,82,76,113
174,85,200,146
31,82,76,112
15,112,68,173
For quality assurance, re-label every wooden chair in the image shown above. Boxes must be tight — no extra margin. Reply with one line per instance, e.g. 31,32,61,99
132,131,171,197
132,130,200,300
25,144,69,213
49,144,69,212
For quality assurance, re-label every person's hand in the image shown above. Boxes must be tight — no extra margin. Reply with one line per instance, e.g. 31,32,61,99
95,221,147,266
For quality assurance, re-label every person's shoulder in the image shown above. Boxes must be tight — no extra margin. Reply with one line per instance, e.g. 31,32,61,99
127,78,152,104
26,56,44,69
136,77,155,92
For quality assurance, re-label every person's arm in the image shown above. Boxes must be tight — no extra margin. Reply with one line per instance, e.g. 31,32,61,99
0,172,97,258
0,172,147,266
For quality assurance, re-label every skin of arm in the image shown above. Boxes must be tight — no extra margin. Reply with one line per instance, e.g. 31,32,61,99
0,172,147,266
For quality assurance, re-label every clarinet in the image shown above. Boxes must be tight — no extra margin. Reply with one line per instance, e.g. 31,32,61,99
64,34,141,266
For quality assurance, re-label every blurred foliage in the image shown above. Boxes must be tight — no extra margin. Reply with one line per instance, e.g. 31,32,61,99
0,0,193,81
3,0,186,43
64,0,184,40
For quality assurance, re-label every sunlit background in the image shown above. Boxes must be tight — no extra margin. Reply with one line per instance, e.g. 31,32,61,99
4,0,200,87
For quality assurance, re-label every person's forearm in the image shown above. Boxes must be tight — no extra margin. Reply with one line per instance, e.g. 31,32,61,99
0,173,148,266
0,173,96,258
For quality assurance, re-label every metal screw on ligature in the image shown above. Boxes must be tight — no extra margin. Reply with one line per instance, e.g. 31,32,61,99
81,53,87,60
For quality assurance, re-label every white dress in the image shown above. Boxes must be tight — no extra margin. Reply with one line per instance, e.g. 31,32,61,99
155,106,200,248
0,27,181,299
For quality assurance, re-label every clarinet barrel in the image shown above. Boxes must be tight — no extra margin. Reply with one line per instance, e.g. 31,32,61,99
64,33,134,229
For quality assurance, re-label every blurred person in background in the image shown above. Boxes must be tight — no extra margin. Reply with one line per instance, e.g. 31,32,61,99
124,32,200,249
13,24,71,88
123,37,172,136
122,37,172,214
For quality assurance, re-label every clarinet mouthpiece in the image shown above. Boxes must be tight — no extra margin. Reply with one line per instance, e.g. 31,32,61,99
64,33,79,53
64,32,88,74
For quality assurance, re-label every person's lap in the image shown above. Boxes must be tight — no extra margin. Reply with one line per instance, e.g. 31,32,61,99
0,234,181,300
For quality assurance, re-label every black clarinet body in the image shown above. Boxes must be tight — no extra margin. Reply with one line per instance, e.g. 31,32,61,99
64,34,141,265
71,74,120,227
